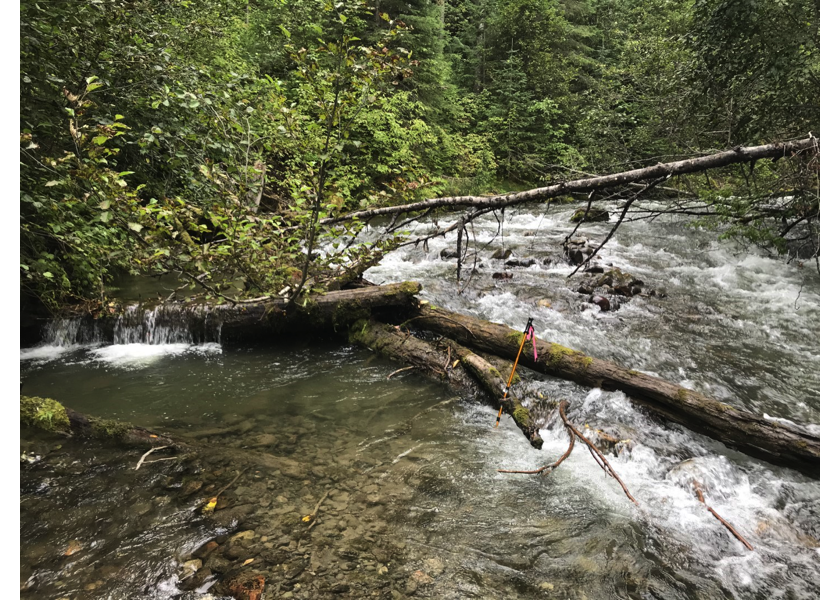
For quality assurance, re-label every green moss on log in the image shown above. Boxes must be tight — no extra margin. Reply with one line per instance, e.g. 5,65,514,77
21,396,71,432
546,344,592,370
332,300,370,329
512,406,532,426
90,418,132,439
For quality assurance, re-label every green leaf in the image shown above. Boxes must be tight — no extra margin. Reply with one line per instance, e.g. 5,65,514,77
45,180,60,187
93,136,109,145
127,222,143,232
43,272,53,279
99,200,111,209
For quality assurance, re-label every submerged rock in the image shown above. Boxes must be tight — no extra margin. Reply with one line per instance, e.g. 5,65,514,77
492,272,513,280
216,570,266,600
439,249,459,260
490,248,513,260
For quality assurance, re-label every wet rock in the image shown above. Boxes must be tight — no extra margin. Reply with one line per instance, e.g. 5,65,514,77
330,583,351,593
191,540,220,560
252,434,278,447
206,553,233,574
180,559,203,580
589,295,611,312
231,530,257,543
439,249,459,260
490,248,513,260
577,284,593,295
181,480,203,497
423,557,444,577
181,566,213,591
584,264,604,274
571,207,609,223
631,286,643,296
505,258,537,268
217,570,266,600
542,257,554,265
492,272,513,280
284,559,306,580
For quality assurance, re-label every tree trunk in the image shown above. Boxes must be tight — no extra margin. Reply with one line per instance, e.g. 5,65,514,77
396,304,819,478
62,282,423,344
348,319,544,448
322,138,818,225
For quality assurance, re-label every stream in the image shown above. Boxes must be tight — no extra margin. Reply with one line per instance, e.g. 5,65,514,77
20,201,820,599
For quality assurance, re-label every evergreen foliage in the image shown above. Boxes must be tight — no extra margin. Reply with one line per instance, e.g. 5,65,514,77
20,0,820,311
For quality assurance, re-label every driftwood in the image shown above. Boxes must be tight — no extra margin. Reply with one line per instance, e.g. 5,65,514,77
348,319,544,448
692,480,754,551
396,304,819,478
323,138,818,226
499,400,638,506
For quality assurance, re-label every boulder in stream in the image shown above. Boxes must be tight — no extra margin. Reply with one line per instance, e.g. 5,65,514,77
570,207,610,223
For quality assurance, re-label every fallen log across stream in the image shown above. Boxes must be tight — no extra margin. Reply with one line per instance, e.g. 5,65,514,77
50,279,819,478
377,302,819,479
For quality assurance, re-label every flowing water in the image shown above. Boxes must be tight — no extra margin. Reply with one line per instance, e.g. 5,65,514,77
20,202,819,599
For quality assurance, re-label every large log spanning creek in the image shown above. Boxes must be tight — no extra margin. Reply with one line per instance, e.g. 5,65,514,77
20,202,819,599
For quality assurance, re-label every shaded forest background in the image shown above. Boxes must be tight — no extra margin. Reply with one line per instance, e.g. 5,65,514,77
20,0,819,312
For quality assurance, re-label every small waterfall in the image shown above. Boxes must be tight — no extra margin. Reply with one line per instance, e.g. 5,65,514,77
39,304,222,347
112,305,221,345
42,318,107,347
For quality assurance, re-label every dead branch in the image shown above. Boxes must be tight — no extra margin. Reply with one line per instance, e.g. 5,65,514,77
498,400,638,505
323,138,818,226
692,480,754,551
387,366,415,380
135,445,173,470
305,489,331,531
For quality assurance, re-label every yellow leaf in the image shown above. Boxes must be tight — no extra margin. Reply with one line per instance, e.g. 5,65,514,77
242,558,254,566
149,434,158,438
452,360,460,369
202,497,218,514
301,515,311,522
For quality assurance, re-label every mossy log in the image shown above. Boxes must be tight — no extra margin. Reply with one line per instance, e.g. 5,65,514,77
21,395,182,447
348,319,543,449
400,304,819,478
216,281,422,340
59,282,423,344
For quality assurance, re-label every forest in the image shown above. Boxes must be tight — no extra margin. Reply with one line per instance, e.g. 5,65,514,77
20,0,819,313
20,2,820,600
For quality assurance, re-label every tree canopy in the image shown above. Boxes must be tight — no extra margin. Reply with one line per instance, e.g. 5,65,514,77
20,0,820,312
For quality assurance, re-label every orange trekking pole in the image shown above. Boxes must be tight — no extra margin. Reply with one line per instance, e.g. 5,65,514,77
494,317,535,428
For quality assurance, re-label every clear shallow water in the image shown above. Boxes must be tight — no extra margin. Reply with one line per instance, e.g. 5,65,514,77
20,202,819,599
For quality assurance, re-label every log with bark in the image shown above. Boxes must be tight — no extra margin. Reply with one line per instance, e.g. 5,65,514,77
323,138,818,226
62,281,423,344
348,318,544,448
392,303,819,478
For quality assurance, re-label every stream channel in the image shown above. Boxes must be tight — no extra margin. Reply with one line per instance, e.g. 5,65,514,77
20,201,820,599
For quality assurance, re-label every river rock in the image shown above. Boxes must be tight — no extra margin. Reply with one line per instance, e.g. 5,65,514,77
590,295,610,312
584,264,604,274
252,434,278,447
492,272,513,280
216,570,265,600
206,553,233,574
490,248,513,260
191,540,219,560
439,249,459,259
571,207,609,222
505,258,537,268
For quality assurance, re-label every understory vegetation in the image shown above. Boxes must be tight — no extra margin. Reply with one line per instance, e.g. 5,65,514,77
20,0,819,311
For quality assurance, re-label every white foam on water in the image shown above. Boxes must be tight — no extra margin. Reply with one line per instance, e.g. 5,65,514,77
89,342,222,368
20,344,85,363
